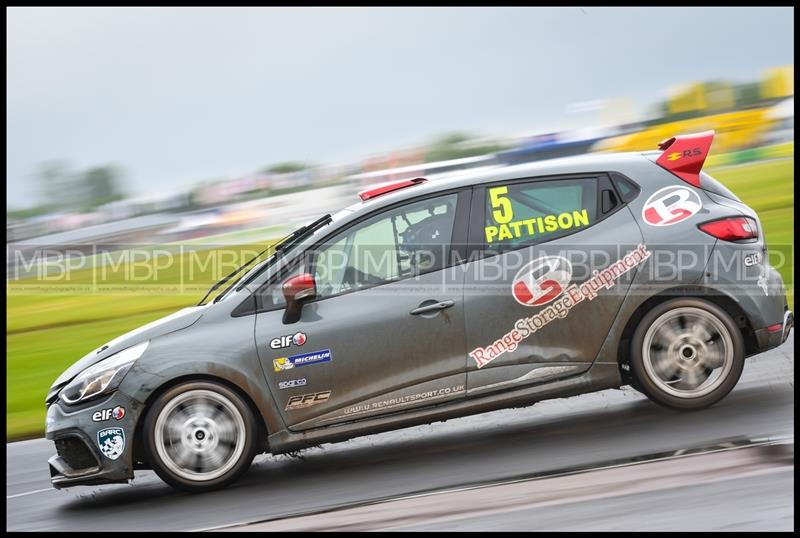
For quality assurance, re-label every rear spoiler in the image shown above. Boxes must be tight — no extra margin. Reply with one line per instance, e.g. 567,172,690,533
655,130,715,187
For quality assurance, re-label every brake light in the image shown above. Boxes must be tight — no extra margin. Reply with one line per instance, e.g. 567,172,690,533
358,177,427,201
698,217,758,241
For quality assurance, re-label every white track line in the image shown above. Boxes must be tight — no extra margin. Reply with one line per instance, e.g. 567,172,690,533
7,487,55,500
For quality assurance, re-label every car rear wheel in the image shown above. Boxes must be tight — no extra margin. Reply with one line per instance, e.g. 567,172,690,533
143,380,257,492
630,298,745,410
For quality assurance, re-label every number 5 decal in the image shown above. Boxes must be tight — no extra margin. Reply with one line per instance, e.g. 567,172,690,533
489,186,513,224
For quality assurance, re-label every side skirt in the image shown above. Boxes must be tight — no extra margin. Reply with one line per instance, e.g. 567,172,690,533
266,361,622,455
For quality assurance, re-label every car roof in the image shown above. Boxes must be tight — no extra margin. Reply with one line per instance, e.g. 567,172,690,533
348,150,653,215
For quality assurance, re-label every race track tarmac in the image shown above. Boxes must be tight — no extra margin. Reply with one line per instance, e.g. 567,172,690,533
6,335,794,531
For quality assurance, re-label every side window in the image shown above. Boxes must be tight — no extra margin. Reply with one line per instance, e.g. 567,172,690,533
483,178,598,252
312,193,459,299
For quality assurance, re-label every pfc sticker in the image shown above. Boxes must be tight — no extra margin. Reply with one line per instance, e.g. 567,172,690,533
269,331,307,350
641,186,702,226
285,390,331,411
274,349,332,372
512,256,573,307
91,406,126,422
484,186,591,244
278,378,308,390
470,244,651,369
97,427,125,460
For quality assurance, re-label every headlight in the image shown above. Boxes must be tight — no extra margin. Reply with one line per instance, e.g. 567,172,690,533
61,341,149,404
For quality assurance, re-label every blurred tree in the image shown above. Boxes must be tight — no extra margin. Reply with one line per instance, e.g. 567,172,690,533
7,204,59,219
35,160,73,208
734,82,762,109
82,166,124,209
263,162,309,174
436,132,472,146
425,132,510,162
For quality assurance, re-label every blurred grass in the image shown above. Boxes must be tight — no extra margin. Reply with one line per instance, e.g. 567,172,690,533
7,243,266,440
5,158,794,440
706,158,794,310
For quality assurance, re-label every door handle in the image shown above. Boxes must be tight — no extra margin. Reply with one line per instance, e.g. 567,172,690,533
410,300,455,316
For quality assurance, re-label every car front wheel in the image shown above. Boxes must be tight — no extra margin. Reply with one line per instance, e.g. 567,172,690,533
630,298,745,410
143,380,257,492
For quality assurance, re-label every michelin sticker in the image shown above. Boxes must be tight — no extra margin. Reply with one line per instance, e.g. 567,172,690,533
470,244,651,369
97,427,125,460
641,186,702,226
274,349,332,372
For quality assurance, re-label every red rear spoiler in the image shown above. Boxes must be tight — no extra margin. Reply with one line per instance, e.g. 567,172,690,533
358,177,427,201
655,130,715,187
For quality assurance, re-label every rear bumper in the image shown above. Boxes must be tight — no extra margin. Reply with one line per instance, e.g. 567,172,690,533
753,309,793,352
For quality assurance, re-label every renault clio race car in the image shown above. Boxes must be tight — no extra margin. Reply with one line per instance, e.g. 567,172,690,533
45,131,793,492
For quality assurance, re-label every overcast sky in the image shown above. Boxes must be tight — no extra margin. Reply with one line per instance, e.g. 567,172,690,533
6,7,794,209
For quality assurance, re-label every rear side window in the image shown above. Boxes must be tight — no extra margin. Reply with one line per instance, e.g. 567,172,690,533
611,173,640,202
483,177,598,252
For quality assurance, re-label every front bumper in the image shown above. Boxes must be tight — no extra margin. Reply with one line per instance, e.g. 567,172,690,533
45,390,143,489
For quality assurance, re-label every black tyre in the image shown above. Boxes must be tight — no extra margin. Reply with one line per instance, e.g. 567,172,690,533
630,298,745,411
143,380,257,492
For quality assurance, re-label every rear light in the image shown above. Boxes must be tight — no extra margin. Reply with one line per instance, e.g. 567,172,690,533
766,323,783,333
358,177,427,201
698,216,758,242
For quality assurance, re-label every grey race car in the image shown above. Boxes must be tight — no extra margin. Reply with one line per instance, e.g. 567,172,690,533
45,130,793,492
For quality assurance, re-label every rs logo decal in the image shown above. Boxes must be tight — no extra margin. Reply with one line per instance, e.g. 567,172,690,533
642,186,702,226
512,256,573,307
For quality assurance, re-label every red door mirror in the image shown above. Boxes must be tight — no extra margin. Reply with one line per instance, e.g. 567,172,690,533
282,273,316,324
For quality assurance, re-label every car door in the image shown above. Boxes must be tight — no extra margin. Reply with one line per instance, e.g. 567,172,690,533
462,174,645,396
254,190,470,431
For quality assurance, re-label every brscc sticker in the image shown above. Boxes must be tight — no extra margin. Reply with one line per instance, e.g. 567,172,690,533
642,186,702,226
512,256,572,307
